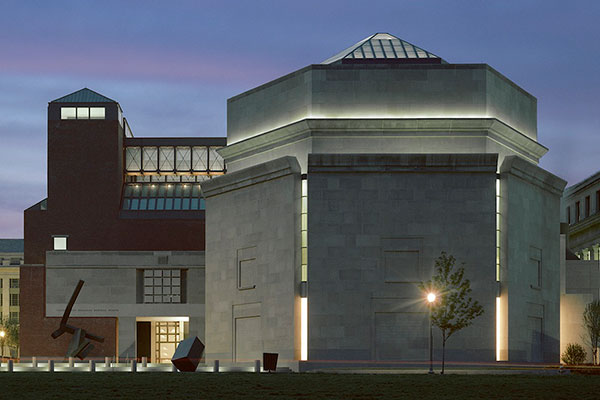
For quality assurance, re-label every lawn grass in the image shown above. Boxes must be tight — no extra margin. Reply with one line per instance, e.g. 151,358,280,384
1,372,599,399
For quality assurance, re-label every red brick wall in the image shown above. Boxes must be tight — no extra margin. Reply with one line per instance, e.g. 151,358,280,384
20,266,117,359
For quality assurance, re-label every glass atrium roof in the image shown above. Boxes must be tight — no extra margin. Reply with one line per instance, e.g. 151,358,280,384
51,88,117,103
321,33,444,65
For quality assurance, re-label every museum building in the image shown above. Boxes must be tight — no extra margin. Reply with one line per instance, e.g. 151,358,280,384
22,33,568,367
22,88,225,361
202,33,566,367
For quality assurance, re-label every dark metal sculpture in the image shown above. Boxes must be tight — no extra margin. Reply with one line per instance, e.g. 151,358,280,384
171,336,205,372
51,280,104,359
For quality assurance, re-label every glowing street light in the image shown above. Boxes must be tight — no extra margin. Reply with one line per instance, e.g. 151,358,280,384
0,331,5,338
427,292,436,374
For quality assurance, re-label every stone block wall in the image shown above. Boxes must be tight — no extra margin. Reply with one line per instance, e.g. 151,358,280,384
500,156,566,362
202,156,301,366
307,153,498,362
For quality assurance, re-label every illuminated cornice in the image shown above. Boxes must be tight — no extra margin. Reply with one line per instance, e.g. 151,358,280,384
219,118,548,165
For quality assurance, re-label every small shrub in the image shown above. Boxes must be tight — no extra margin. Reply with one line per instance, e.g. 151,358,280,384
562,343,587,365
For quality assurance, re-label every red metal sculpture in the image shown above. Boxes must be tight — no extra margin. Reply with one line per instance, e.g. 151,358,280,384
50,280,104,359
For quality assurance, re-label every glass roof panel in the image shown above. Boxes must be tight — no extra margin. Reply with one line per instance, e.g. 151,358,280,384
321,33,444,64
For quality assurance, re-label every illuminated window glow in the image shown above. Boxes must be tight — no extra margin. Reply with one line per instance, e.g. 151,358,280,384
53,236,67,251
89,107,105,119
60,106,105,120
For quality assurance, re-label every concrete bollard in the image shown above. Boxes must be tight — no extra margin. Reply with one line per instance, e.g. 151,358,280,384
142,357,147,368
48,360,54,372
89,360,95,372
7,360,13,372
254,359,261,373
32,357,37,368
105,357,111,368
131,360,137,373
213,359,219,373
69,357,74,368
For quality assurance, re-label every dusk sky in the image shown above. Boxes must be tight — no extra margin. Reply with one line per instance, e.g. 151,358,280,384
0,0,599,238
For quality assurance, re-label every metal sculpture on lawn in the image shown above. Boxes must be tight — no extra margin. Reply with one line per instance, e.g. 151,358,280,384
50,280,105,359
171,336,205,372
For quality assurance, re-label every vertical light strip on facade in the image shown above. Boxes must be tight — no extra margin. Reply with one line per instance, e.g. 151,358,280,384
301,297,308,360
495,176,507,361
495,177,501,361
300,175,308,361
496,296,501,361
496,178,501,282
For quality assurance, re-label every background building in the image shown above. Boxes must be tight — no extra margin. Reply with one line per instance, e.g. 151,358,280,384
561,172,600,260
203,33,566,368
0,239,22,358
22,89,225,361
560,172,600,363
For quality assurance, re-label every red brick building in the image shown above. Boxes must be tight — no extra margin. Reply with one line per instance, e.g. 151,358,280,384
22,89,225,360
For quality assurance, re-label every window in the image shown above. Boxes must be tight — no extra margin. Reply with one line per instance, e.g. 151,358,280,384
10,293,19,307
90,107,105,119
77,107,89,119
122,183,204,211
143,269,183,303
9,312,18,321
53,236,68,251
585,196,591,218
576,201,581,222
9,257,20,266
60,107,76,119
9,279,18,289
155,321,181,363
567,206,571,225
60,106,105,120
597,191,600,214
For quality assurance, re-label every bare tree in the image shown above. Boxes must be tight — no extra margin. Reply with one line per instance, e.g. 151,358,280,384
419,252,484,374
583,300,600,365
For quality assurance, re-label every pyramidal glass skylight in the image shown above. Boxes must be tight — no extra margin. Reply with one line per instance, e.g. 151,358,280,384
321,33,444,64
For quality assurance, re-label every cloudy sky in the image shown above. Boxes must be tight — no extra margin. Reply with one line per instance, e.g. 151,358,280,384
0,0,599,237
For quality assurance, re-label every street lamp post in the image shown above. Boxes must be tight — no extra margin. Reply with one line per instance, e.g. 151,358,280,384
427,293,436,374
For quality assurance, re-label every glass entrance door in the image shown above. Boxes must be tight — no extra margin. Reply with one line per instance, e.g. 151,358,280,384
155,321,181,363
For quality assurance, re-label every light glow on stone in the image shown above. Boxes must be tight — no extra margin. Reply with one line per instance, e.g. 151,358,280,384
496,296,501,361
301,297,308,361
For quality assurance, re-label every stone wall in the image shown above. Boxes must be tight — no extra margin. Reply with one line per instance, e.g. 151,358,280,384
307,153,498,362
45,250,205,359
500,156,566,362
227,64,537,145
201,156,301,367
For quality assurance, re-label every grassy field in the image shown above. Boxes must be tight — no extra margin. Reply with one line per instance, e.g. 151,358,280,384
1,372,599,399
